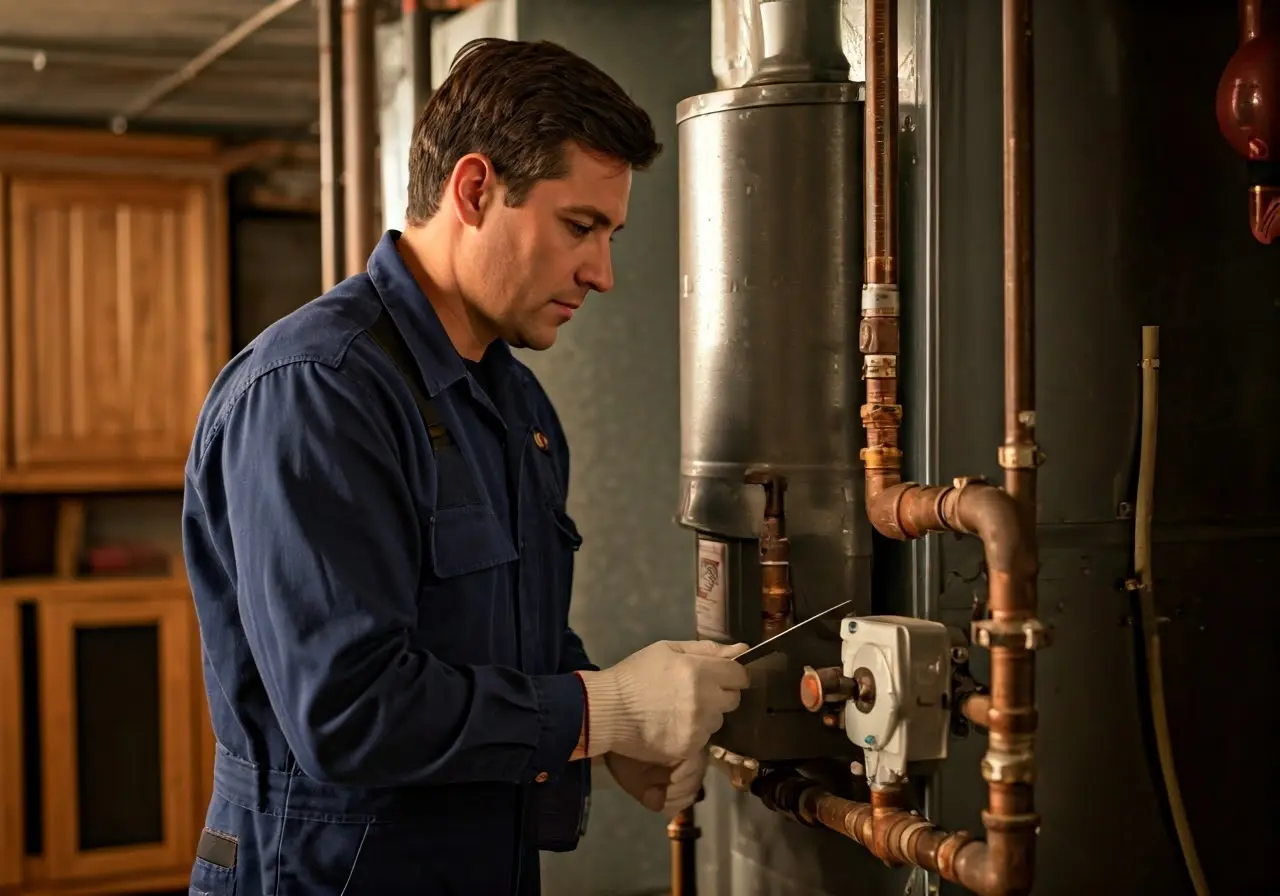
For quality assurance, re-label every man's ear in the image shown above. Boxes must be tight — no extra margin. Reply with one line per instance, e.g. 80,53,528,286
447,153,498,228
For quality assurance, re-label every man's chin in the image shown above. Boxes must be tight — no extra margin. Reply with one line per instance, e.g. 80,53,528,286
510,328,559,352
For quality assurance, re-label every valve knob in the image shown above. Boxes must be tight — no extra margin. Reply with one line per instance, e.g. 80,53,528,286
799,665,857,712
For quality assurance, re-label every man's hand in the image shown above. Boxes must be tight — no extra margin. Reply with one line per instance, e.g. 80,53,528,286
660,749,709,817
605,749,709,817
577,640,749,764
604,753,671,812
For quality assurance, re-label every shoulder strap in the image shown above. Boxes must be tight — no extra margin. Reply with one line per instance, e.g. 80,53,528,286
367,311,453,450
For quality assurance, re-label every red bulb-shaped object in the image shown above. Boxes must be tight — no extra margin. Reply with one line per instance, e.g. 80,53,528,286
1218,13,1280,245
1217,32,1280,161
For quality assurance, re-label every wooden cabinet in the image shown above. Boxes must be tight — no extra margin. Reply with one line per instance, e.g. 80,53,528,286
0,127,232,894
0,128,229,492
0,578,206,895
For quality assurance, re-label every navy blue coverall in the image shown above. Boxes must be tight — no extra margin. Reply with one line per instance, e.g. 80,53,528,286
183,231,594,895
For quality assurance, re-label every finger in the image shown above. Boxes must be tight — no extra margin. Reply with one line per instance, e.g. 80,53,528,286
617,743,679,765
699,657,751,690
693,713,726,745
662,783,700,817
670,755,708,786
669,640,749,658
641,784,667,812
706,685,743,715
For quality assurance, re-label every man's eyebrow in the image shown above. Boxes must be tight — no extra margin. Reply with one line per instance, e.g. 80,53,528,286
563,205,624,231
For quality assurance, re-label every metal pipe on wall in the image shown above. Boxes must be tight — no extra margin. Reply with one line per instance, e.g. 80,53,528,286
858,0,903,505
666,800,700,896
342,0,379,277
848,0,1046,890
319,0,345,291
709,0,1047,888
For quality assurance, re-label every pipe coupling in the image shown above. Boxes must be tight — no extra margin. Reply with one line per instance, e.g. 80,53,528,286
972,617,1051,651
980,736,1036,784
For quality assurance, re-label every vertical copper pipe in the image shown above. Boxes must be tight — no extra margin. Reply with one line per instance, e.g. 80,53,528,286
860,0,904,511
342,0,378,278
667,802,699,896
853,0,1042,889
318,0,344,291
1000,0,1038,526
745,471,793,639
864,0,898,286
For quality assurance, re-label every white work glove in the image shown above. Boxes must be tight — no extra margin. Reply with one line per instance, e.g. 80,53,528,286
605,749,709,818
578,640,749,764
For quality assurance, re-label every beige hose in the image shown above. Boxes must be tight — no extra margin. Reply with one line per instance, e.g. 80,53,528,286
1133,324,1209,896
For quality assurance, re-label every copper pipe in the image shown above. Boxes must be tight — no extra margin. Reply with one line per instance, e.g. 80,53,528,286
318,0,344,291
870,784,908,867
745,471,793,639
859,0,904,509
342,0,378,278
1000,0,1039,528
743,772,980,889
864,0,898,286
960,692,993,729
854,0,1043,891
1248,186,1280,244
667,794,701,896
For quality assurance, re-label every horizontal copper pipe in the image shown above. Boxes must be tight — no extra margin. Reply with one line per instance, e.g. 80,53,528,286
743,771,1038,896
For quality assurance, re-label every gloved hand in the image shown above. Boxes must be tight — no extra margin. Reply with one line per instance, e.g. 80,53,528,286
660,749,709,817
605,749,709,818
578,640,749,763
603,752,671,812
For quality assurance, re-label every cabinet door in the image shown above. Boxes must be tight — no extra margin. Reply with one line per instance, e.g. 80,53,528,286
0,593,21,888
37,587,196,882
2,173,220,490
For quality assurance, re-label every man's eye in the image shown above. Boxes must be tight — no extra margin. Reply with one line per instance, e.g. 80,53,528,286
567,221,591,238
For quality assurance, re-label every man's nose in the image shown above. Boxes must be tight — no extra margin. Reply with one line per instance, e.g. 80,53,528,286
579,243,615,294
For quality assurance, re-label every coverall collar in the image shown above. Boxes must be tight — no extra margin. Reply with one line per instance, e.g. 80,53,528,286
367,229,514,398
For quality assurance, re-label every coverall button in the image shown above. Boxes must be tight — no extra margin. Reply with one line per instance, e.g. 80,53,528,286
534,771,550,783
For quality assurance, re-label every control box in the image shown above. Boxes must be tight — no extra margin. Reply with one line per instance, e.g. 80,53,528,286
840,615,952,786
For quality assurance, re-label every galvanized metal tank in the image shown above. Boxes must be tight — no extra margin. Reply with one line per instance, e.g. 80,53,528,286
676,0,873,764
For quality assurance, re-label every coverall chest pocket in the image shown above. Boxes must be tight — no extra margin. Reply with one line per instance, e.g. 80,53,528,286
420,503,519,662
428,503,518,578
526,446,583,634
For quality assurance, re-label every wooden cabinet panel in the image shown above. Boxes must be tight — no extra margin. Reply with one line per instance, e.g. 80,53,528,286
1,173,225,491
35,586,195,884
0,593,22,888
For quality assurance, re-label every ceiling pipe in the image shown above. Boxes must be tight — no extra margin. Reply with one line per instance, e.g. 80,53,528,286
110,0,305,133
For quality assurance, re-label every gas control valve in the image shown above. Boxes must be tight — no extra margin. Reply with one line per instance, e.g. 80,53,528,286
838,616,952,787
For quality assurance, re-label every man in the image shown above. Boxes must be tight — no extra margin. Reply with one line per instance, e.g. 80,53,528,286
182,37,750,896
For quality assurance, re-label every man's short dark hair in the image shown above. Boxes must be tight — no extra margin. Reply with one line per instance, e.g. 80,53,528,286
405,38,662,224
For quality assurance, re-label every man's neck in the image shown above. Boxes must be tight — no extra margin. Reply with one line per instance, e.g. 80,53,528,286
396,226,492,361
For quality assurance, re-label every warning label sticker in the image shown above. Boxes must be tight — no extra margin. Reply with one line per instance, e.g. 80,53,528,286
695,538,730,640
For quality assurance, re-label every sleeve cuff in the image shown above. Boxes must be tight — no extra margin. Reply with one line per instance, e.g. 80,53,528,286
529,672,587,783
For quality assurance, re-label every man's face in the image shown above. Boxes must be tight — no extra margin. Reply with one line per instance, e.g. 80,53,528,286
457,142,631,351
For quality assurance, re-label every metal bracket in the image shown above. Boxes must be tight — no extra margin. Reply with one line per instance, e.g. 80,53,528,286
971,617,1052,651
